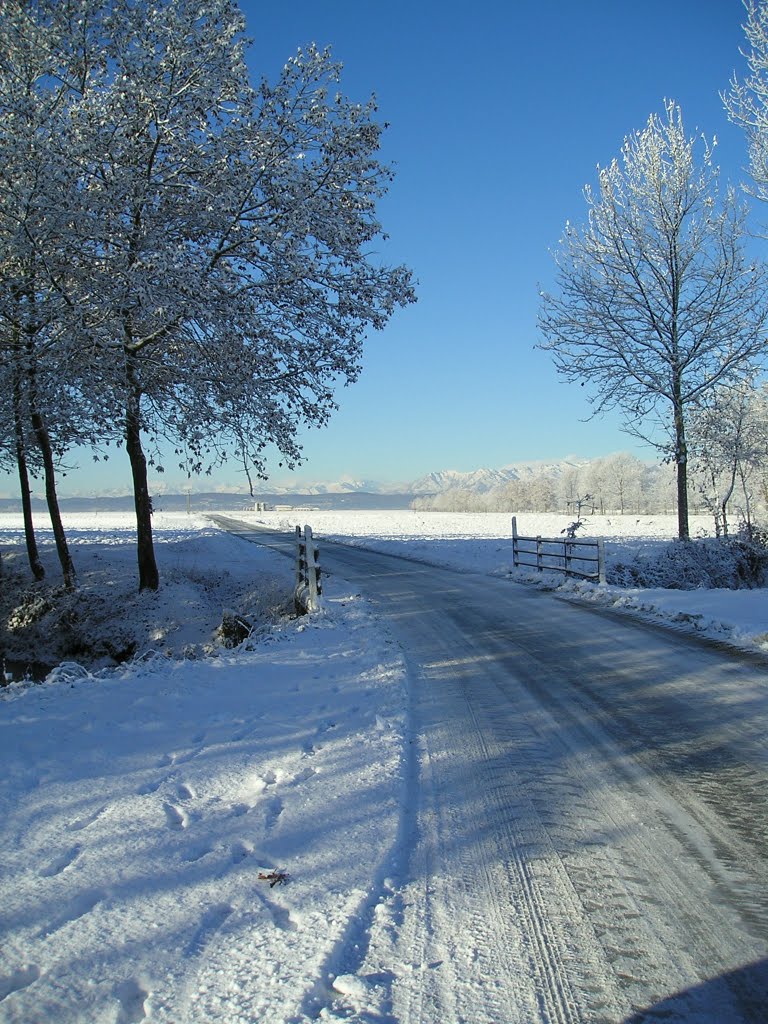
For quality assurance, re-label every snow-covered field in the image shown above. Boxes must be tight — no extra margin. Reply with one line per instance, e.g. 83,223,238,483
0,512,409,1023
0,508,766,1023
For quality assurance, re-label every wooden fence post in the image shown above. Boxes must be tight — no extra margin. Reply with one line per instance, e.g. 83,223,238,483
305,525,322,611
294,525,322,614
597,538,606,584
294,525,303,600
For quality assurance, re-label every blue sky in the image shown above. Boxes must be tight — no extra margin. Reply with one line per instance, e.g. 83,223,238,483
2,0,758,496
242,0,754,491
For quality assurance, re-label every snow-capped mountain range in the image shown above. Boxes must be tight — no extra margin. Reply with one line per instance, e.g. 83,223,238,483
269,458,591,496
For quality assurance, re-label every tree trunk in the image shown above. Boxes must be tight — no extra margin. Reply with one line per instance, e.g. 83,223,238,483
125,362,159,591
672,387,690,541
675,460,689,540
14,438,45,582
739,466,753,537
720,461,738,539
24,345,75,589
29,406,76,590
12,351,45,581
706,469,723,537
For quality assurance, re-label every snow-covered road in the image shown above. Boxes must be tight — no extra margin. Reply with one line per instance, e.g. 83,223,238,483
220,516,768,1022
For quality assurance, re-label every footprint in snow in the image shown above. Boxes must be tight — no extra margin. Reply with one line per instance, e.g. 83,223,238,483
66,806,105,832
230,840,254,864
185,903,233,956
39,844,81,877
263,795,283,831
38,888,104,937
255,892,297,933
180,842,212,863
114,978,149,1024
290,765,317,786
137,778,164,795
163,802,189,830
0,965,40,1003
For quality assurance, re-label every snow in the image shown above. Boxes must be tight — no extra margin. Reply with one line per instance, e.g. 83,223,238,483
0,508,766,1022
250,509,768,652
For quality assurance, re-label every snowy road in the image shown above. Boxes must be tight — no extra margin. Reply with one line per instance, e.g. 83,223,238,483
215,516,768,1023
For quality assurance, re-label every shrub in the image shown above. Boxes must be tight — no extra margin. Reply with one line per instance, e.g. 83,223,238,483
608,533,768,590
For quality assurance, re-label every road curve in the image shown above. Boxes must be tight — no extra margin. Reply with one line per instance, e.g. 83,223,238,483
212,517,768,1023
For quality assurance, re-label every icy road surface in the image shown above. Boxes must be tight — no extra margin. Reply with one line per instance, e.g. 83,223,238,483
215,516,768,1023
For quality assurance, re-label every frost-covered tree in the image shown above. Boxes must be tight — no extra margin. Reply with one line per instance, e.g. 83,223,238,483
689,385,768,535
726,0,768,207
585,453,648,514
3,0,415,591
526,473,558,512
0,1,99,589
607,453,646,514
538,101,768,540
84,2,414,590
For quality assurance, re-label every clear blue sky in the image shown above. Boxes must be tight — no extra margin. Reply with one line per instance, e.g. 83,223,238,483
2,0,757,496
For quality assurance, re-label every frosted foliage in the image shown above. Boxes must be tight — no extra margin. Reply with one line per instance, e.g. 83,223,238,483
0,0,415,589
688,385,768,536
540,102,766,422
726,0,768,202
0,0,415,480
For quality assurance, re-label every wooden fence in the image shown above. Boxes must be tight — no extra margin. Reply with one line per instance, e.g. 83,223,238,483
511,516,606,584
294,525,322,613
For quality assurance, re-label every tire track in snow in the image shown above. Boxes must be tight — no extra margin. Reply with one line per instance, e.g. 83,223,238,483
442,592,768,1021
416,654,608,1024
351,614,592,1024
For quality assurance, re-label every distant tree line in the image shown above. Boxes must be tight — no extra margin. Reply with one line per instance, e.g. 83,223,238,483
412,422,768,535
411,454,674,516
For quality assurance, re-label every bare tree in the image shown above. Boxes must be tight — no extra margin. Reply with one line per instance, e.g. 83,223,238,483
538,101,768,540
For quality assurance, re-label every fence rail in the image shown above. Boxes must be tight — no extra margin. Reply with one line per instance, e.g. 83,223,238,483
512,516,606,584
295,525,322,613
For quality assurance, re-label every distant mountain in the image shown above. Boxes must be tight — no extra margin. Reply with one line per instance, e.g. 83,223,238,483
409,458,590,495
264,478,409,496
267,458,592,499
0,459,596,512
410,468,514,494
